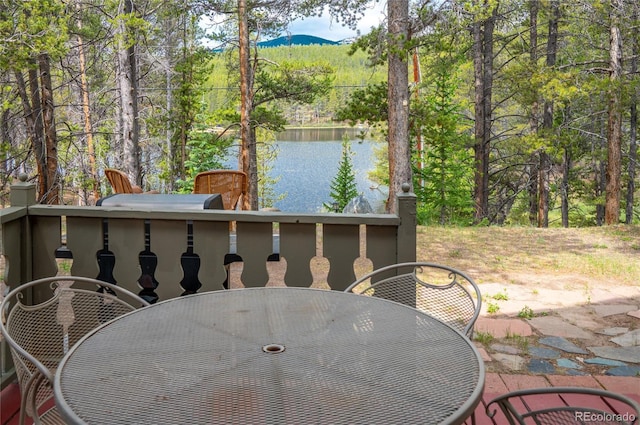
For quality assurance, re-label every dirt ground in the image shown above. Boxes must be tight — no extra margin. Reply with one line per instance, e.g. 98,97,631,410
230,224,640,291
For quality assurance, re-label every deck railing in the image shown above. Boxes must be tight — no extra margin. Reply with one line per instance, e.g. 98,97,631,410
1,175,416,386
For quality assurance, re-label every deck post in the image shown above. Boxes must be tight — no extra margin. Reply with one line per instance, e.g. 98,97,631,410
1,174,36,387
396,182,417,264
5,173,36,286
10,172,37,207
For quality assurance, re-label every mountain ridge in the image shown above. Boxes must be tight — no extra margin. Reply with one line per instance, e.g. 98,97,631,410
258,34,350,48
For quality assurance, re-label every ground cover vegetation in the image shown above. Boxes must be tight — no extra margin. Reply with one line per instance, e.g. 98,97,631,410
1,1,638,228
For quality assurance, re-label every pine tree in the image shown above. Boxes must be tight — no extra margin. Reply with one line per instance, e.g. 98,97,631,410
325,136,359,212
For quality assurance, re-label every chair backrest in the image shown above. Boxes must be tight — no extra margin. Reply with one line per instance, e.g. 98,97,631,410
344,262,481,337
105,168,135,194
0,276,150,420
193,170,247,210
486,387,640,425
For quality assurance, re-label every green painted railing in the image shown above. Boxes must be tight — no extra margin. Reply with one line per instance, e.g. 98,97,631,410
0,174,416,387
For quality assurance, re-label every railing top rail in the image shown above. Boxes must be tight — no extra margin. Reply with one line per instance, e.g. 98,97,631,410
25,205,401,226
0,206,28,223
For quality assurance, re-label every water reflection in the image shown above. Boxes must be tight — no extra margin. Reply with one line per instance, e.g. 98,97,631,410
225,129,387,213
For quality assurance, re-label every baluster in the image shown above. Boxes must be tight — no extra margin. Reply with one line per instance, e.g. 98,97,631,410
110,219,145,297
152,220,186,300
236,222,272,287
137,220,159,304
280,223,315,287
67,217,102,278
323,224,359,290
366,225,397,271
32,216,61,279
179,220,202,295
193,221,229,291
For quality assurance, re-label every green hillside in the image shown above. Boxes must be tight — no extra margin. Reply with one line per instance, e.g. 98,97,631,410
204,44,386,125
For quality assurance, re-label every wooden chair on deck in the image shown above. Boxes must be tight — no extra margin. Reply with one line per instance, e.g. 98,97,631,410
193,170,247,210
105,168,157,194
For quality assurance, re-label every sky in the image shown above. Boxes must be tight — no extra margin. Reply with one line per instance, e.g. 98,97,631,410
199,2,386,47
284,3,386,41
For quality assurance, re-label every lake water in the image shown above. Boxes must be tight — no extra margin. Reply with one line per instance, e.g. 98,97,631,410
225,128,387,213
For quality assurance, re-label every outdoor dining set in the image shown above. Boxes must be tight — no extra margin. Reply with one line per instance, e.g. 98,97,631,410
2,267,639,424
1,170,639,424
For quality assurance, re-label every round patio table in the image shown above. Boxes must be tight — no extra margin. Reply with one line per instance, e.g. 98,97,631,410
54,287,484,424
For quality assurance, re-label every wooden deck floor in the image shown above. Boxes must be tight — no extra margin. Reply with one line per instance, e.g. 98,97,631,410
468,373,640,424
2,373,638,425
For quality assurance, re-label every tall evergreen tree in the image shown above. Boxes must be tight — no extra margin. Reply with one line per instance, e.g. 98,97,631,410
326,136,359,212
412,55,473,225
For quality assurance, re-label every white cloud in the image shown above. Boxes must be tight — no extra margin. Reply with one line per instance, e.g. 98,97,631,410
284,3,386,41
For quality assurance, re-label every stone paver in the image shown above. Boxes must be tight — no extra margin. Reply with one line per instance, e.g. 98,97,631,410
592,304,638,317
538,336,589,354
598,327,630,336
556,306,601,330
565,369,589,376
528,346,561,359
528,359,555,374
490,344,521,355
556,358,583,370
491,353,526,371
610,329,640,347
587,346,640,364
528,316,593,339
584,357,628,367
605,365,640,377
475,266,640,384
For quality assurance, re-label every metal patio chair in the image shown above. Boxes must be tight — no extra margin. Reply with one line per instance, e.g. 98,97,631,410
345,262,482,337
486,387,640,425
193,170,247,210
0,276,150,425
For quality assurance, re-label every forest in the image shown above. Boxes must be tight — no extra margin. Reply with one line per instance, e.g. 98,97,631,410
1,0,639,227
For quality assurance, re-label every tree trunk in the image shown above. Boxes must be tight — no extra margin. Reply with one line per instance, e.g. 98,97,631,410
0,108,8,180
528,0,539,225
596,134,607,225
179,13,188,184
472,4,495,222
76,1,99,201
117,0,141,185
538,0,559,228
481,7,495,221
14,70,38,167
605,0,623,225
472,18,485,222
561,148,570,227
17,62,54,204
238,0,256,210
38,53,60,204
386,0,411,214
627,24,638,224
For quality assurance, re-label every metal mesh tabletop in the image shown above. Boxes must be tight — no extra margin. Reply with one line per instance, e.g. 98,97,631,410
54,287,484,425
